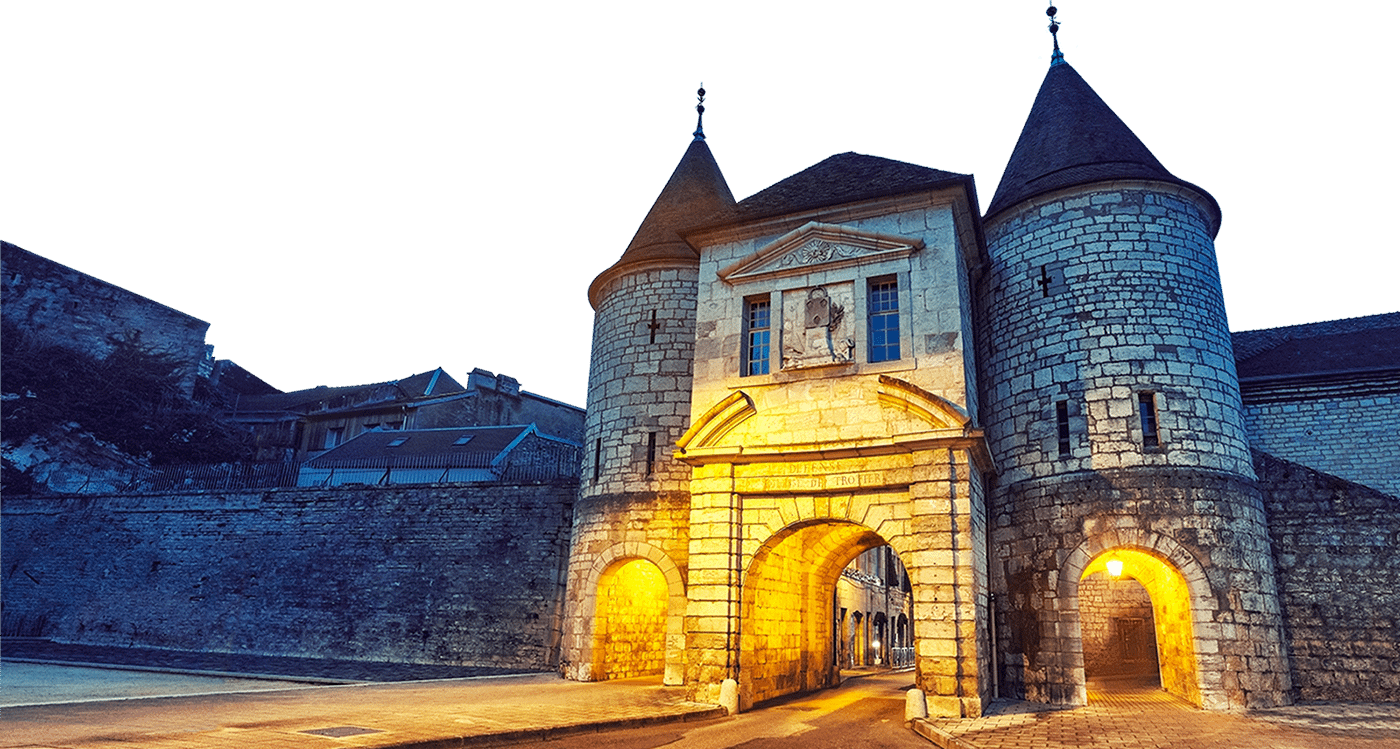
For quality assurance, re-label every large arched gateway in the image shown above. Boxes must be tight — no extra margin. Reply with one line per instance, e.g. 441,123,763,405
674,376,994,715
740,519,889,706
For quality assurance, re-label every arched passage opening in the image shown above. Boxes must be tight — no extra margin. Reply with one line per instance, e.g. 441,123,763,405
739,519,906,709
1080,548,1200,706
592,558,669,680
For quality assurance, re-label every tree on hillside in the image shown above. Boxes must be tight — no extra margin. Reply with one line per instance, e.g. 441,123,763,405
1,319,255,467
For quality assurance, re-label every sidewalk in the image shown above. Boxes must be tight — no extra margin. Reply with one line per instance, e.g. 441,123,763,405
0,671,725,748
914,675,1400,749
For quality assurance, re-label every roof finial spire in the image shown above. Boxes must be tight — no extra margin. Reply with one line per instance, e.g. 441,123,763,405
693,84,707,141
1047,4,1065,66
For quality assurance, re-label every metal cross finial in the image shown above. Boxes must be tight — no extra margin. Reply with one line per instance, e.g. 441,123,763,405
693,84,707,141
1047,4,1066,66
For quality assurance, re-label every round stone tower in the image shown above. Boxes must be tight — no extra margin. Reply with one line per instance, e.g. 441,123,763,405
978,55,1291,709
559,95,735,684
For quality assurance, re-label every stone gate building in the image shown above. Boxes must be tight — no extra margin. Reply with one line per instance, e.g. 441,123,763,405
560,36,1398,716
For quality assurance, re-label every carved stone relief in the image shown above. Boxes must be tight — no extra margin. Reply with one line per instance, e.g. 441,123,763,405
782,283,855,369
776,239,863,269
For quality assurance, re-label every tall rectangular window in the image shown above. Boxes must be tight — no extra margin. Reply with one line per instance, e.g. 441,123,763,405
868,278,900,363
1138,392,1160,449
744,298,771,376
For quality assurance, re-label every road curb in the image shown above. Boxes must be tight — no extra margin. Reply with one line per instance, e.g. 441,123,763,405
364,705,729,748
910,718,982,749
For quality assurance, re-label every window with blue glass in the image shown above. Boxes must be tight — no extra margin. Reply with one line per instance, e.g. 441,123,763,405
868,278,900,362
744,297,771,376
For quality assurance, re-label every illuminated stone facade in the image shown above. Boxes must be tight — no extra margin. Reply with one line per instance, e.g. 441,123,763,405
564,56,1393,716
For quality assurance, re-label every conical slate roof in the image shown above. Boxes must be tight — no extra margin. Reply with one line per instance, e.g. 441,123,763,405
623,137,736,262
589,137,736,307
985,61,1218,226
723,152,972,224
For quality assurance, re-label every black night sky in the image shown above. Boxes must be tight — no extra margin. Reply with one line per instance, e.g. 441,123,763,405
2,4,1388,411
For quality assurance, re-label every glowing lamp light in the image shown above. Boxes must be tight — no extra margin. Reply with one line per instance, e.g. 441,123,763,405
1106,558,1124,577
872,640,880,649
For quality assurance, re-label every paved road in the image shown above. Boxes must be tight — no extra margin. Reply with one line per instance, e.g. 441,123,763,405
514,671,925,749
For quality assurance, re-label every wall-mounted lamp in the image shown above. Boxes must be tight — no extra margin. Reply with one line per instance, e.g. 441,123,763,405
1106,558,1124,577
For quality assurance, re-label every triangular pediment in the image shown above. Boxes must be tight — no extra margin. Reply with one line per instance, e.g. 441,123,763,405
718,221,923,284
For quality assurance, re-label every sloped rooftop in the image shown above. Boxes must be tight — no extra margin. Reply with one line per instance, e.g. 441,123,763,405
589,137,736,307
302,425,532,467
722,152,972,225
622,138,736,262
235,368,464,414
1233,312,1400,380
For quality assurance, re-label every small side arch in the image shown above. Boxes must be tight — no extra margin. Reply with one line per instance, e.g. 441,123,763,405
1058,529,1219,708
575,542,688,685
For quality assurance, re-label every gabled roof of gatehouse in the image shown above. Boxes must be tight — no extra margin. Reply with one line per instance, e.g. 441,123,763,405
725,152,972,224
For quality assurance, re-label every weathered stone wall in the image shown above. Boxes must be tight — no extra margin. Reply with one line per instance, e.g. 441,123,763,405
1243,387,1400,497
989,469,1291,709
581,267,698,498
1,482,575,670
1255,450,1400,701
594,558,669,679
979,184,1253,483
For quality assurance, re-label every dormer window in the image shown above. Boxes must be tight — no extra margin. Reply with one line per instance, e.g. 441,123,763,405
387,437,409,447
452,435,473,446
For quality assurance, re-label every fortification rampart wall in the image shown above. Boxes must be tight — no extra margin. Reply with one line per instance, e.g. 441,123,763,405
1255,451,1400,701
1,481,576,670
1244,388,1400,498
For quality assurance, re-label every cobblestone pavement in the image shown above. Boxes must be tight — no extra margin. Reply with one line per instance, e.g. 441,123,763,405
921,675,1400,749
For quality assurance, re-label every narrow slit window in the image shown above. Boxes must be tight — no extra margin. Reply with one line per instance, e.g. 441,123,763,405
868,278,900,363
645,431,657,475
744,298,771,376
1056,401,1072,457
1138,392,1160,449
593,438,601,481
